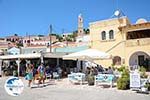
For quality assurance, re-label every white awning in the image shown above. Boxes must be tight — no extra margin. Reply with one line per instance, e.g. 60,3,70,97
63,49,111,61
44,53,66,58
0,53,41,60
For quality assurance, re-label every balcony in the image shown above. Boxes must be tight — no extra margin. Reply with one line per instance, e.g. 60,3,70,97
126,38,150,47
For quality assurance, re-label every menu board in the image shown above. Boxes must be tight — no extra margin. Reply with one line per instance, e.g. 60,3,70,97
130,71,141,88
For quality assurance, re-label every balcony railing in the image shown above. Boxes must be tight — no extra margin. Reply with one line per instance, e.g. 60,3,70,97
126,38,150,47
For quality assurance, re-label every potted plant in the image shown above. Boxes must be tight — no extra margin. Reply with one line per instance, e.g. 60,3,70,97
13,70,18,77
142,82,150,92
117,68,130,90
140,66,148,78
87,74,95,86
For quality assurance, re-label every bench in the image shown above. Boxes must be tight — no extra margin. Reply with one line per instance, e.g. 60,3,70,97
95,74,115,87
68,73,85,85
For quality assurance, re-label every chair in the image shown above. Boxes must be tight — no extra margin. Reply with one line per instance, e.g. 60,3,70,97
68,73,85,85
46,73,52,82
95,74,115,87
53,72,59,79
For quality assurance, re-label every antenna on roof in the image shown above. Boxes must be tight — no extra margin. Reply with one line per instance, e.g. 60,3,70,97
110,0,126,18
114,10,120,17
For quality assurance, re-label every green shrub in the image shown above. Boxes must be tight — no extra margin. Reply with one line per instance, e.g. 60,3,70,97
144,83,150,91
117,65,126,72
117,77,129,90
139,66,148,78
117,68,130,90
122,68,129,77
140,66,146,72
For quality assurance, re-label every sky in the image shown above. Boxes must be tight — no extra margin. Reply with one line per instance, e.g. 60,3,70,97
0,0,149,37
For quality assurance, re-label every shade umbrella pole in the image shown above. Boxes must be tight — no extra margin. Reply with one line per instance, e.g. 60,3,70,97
16,58,21,77
0,59,2,77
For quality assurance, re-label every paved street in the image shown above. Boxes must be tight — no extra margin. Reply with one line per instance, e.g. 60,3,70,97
0,77,150,100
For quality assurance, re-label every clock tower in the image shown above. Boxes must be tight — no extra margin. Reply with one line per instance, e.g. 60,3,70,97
78,14,84,37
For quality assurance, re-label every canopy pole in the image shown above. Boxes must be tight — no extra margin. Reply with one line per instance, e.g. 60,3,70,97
16,58,21,77
57,58,59,66
77,59,81,72
40,51,44,64
0,59,2,77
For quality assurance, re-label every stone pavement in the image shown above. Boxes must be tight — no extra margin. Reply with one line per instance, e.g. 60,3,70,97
0,77,150,100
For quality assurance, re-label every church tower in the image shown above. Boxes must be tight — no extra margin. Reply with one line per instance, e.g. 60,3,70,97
78,14,84,37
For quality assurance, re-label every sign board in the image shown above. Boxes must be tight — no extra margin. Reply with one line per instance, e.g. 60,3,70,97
130,71,141,88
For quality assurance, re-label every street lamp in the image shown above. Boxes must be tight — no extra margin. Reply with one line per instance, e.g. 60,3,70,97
49,25,52,53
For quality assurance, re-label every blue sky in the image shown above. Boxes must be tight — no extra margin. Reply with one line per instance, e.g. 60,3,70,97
0,0,149,37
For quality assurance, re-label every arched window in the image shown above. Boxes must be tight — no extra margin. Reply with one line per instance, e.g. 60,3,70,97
109,30,114,39
101,31,106,40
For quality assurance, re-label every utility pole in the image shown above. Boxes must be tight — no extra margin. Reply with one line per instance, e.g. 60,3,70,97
49,25,52,53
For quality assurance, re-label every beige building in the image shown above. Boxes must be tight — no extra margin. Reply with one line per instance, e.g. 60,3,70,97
89,17,150,70
23,35,57,47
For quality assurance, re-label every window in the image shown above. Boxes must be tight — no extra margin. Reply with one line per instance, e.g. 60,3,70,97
109,30,114,39
101,31,106,40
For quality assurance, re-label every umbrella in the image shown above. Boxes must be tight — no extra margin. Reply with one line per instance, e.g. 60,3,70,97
63,49,111,61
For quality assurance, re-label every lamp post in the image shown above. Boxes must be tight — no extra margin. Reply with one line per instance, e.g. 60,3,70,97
0,59,2,77
49,25,52,53
16,58,21,77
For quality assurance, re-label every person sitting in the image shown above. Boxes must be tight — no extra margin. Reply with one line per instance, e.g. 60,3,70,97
45,65,52,79
107,67,114,74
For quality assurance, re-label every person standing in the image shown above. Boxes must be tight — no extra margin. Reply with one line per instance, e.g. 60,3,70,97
32,64,37,84
57,67,62,78
26,63,33,87
37,63,46,85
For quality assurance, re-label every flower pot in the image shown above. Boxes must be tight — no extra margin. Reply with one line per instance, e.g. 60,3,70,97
87,75,94,86
141,87,148,92
88,82,94,86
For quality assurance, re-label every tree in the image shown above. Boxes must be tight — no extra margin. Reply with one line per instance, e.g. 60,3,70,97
84,28,90,34
14,34,18,36
56,35,63,42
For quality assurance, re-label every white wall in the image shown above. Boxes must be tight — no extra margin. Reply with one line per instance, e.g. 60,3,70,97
76,35,90,42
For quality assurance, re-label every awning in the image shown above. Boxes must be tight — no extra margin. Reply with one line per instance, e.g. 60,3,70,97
0,53,41,60
44,52,67,58
63,49,111,61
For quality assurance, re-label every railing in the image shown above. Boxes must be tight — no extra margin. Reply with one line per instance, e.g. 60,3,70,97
106,41,125,53
126,38,150,47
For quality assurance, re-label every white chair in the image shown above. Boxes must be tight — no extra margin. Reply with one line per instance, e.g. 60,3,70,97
95,74,115,88
53,72,59,79
68,73,85,85
46,73,52,82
